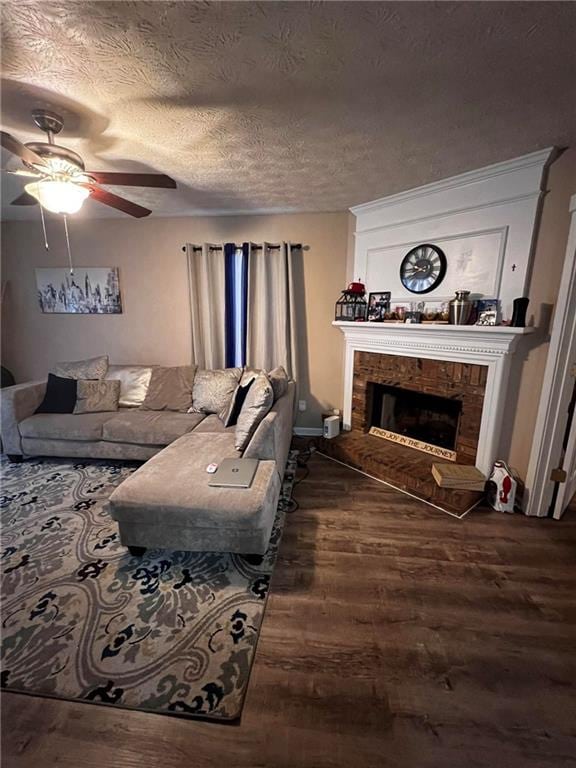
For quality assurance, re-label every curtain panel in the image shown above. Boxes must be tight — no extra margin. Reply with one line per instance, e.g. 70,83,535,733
186,243,226,369
246,242,300,381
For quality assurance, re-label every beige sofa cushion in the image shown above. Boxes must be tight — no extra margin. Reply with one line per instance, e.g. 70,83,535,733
189,368,241,417
140,366,196,412
74,380,121,414
102,410,205,445
19,412,117,441
267,366,289,401
190,414,236,434
105,365,154,407
244,380,296,476
235,372,274,451
53,355,109,380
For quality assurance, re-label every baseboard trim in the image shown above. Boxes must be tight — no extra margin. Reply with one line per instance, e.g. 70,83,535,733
293,427,323,437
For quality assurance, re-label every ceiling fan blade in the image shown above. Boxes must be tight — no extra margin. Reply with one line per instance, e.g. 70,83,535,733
86,171,176,189
1,131,48,169
1,168,43,178
11,191,38,206
81,184,152,218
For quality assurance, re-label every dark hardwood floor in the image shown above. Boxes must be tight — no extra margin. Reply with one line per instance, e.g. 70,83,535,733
3,451,576,767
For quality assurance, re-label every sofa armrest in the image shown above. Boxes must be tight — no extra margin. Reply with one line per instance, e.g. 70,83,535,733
1,380,46,455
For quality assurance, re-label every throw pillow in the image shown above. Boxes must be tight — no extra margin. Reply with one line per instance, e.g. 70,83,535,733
240,367,259,386
105,365,154,407
235,372,274,451
52,354,109,380
35,374,78,414
189,368,242,418
223,377,255,427
74,379,121,414
267,366,289,401
140,366,196,412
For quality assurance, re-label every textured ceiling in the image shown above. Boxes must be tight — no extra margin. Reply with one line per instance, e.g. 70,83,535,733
1,1,575,220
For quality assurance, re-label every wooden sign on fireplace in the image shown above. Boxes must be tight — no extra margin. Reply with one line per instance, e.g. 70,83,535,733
369,426,457,461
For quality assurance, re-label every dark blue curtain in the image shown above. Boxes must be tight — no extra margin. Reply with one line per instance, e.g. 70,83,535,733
224,242,249,367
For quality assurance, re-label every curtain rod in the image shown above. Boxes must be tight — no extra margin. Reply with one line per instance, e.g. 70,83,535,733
181,243,305,253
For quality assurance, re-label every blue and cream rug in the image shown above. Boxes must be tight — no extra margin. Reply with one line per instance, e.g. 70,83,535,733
0,453,296,720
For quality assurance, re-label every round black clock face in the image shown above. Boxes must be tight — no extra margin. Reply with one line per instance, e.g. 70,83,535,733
400,244,447,294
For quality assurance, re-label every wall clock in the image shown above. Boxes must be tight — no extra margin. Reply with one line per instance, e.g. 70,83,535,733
400,244,447,294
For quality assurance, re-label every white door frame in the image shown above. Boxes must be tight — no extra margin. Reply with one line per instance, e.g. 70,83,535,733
524,194,576,517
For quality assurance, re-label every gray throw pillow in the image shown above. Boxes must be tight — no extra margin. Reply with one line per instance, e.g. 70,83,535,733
53,354,109,380
74,379,121,414
105,365,154,407
189,368,242,418
267,366,289,401
140,366,196,412
235,372,274,451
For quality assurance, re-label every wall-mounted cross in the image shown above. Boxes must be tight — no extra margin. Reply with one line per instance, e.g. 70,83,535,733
511,264,517,271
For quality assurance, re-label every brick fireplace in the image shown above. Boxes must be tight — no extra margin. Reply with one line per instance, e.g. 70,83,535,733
353,351,487,464
321,322,534,515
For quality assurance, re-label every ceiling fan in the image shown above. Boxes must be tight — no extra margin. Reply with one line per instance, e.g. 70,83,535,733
1,109,176,217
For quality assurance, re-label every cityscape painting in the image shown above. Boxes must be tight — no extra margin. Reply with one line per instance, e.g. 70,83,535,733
35,267,122,314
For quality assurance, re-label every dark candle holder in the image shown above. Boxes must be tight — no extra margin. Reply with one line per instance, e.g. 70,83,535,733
511,297,529,328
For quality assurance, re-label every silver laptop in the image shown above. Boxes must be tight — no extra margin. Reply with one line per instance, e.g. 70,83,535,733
208,458,259,488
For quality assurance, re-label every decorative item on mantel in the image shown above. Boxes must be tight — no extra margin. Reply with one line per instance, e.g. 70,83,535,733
367,291,391,322
510,297,530,328
404,301,425,324
335,280,367,322
448,290,474,325
475,299,500,326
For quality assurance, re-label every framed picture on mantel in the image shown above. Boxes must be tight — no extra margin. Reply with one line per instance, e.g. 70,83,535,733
36,267,122,314
367,291,391,321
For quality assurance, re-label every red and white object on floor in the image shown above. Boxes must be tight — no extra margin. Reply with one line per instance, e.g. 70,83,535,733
487,460,517,513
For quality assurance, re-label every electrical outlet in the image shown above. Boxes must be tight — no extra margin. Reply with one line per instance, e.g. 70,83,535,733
298,399,307,412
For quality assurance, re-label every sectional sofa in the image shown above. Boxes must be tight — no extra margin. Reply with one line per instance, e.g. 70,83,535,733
1,372,295,472
1,365,296,558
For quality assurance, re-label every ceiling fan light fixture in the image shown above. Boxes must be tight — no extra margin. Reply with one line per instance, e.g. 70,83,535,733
24,179,90,214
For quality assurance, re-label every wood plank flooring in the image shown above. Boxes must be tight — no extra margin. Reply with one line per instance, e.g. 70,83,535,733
3,451,576,768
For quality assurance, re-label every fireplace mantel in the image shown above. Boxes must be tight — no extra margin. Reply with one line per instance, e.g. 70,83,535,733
334,321,534,474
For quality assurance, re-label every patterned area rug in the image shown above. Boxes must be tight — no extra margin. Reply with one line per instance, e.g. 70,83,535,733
0,453,296,720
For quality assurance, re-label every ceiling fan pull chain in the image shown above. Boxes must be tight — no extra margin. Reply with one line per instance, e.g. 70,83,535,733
39,202,49,251
63,214,74,275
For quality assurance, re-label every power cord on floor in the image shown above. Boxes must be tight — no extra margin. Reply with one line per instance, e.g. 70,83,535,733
285,438,318,514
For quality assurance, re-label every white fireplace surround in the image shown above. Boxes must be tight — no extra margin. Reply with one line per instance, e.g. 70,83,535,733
335,321,534,475
334,148,553,475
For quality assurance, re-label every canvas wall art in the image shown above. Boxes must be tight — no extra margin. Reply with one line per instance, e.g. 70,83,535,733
36,268,122,314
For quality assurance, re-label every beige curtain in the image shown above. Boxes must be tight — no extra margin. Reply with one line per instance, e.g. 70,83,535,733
246,242,300,381
186,243,226,369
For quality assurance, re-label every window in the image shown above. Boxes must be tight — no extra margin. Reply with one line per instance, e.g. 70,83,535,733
224,243,248,367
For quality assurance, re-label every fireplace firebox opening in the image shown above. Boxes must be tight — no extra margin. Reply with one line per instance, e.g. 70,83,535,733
369,383,462,452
